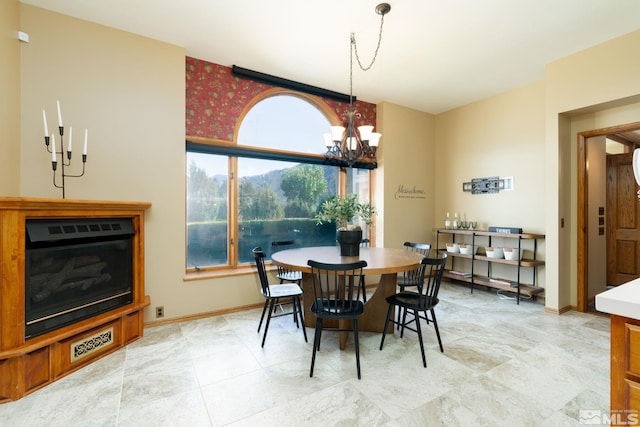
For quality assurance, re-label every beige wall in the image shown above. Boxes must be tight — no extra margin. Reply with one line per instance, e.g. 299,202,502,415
1,0,20,196
434,81,547,288
435,81,546,233
376,102,435,248
546,29,640,311
18,5,263,322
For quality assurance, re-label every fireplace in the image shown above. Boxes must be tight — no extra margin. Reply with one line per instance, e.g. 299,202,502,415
0,198,150,403
25,218,135,339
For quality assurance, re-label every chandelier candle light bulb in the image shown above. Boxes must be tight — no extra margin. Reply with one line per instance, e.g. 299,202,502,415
369,133,381,147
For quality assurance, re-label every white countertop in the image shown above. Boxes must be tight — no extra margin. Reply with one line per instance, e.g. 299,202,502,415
596,277,640,320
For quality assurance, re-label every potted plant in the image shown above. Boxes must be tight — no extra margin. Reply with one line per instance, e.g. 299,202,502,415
315,194,376,256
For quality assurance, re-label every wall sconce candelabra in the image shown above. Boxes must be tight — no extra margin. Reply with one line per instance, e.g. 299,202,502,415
42,101,88,199
323,3,390,168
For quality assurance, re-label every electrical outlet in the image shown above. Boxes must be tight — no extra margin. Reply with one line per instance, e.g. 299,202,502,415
156,306,164,318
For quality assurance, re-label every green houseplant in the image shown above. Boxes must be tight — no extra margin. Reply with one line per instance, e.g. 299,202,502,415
315,194,376,256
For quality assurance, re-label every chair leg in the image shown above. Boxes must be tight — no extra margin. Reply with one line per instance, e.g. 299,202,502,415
400,306,409,338
414,309,427,368
353,318,361,379
396,285,404,330
296,296,308,342
261,298,276,348
380,303,394,350
257,299,269,333
431,308,443,352
310,318,323,377
292,297,300,328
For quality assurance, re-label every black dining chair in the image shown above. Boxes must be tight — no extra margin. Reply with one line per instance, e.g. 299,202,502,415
359,238,370,302
380,253,447,367
252,247,307,347
395,242,431,327
307,259,367,379
271,239,303,285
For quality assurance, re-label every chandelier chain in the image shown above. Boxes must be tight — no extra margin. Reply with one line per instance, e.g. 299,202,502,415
351,14,387,72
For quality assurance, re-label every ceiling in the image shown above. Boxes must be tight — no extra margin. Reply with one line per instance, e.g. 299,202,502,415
20,0,640,114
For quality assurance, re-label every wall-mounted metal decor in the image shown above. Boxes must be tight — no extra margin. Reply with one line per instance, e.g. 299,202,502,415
463,176,512,194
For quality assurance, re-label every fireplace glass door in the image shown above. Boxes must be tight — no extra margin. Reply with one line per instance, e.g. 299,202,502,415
25,218,135,338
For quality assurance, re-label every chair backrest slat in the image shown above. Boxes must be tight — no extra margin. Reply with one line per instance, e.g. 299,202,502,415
417,253,448,304
271,240,301,282
403,241,431,256
307,260,367,315
399,242,432,285
252,247,271,296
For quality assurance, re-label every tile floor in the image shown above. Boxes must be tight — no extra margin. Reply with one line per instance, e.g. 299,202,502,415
0,281,611,426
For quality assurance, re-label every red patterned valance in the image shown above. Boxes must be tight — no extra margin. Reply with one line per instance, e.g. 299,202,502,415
186,57,376,141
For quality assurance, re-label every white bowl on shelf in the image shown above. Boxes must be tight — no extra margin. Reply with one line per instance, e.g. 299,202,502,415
445,243,460,253
485,247,504,258
458,244,478,255
503,248,524,260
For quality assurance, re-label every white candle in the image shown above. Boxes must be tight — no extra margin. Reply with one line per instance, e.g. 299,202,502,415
83,129,88,155
51,134,57,162
67,127,73,153
42,109,49,137
56,100,63,127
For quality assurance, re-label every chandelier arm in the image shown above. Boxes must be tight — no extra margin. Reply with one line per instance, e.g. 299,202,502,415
352,14,386,72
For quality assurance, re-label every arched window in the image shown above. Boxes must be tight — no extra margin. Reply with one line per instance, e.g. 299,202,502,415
186,92,372,273
238,95,329,153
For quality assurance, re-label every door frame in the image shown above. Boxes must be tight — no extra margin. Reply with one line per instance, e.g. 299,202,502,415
578,121,640,312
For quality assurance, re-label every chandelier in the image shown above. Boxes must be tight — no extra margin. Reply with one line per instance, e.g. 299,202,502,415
324,3,391,168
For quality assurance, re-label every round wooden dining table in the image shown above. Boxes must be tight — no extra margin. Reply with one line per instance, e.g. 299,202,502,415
271,246,424,349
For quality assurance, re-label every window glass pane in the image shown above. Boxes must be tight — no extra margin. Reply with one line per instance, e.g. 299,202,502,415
238,95,328,154
237,157,338,263
186,153,228,268
347,168,372,238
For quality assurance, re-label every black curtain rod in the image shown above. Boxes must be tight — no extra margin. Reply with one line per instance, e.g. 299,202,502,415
232,65,354,104
186,140,376,170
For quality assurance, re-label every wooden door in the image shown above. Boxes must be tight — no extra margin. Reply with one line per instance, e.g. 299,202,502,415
607,152,640,285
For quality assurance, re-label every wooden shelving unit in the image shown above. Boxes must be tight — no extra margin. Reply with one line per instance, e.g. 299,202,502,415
435,229,545,303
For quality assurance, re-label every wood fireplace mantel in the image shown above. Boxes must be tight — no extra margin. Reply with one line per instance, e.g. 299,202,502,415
0,197,151,403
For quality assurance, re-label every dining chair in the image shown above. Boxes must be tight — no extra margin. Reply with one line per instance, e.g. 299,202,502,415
395,242,431,327
380,253,447,367
307,259,368,379
252,247,307,347
397,241,431,291
271,239,303,285
359,238,370,302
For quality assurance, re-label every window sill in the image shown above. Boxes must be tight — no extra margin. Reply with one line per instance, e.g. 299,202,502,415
183,263,276,282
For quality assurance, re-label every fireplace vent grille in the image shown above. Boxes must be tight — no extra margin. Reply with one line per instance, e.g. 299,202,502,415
27,218,134,242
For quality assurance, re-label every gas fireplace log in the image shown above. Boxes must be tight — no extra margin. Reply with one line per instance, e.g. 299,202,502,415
32,273,112,302
28,257,109,299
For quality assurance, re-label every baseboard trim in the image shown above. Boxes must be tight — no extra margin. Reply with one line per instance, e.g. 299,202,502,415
144,302,263,328
544,305,572,315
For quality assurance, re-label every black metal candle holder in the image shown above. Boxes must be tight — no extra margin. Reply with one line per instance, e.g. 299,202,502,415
45,125,87,199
